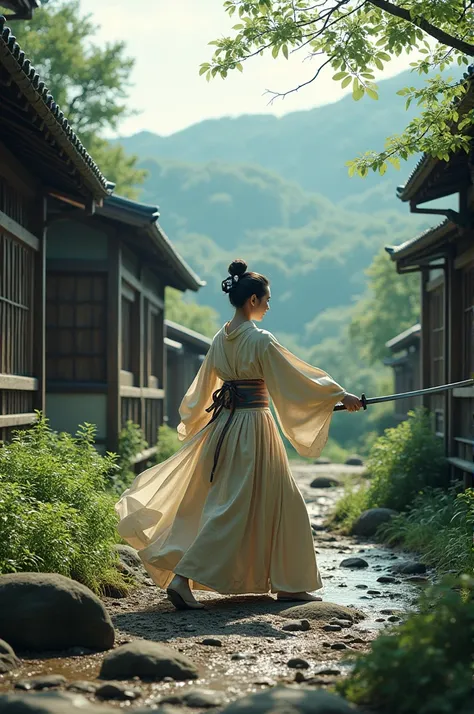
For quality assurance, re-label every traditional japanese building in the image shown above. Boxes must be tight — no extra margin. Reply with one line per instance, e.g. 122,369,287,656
165,320,211,428
384,324,421,421
387,67,474,486
0,16,109,443
0,18,205,463
45,196,203,461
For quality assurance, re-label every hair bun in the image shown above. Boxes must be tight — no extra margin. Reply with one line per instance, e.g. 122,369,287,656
228,259,248,278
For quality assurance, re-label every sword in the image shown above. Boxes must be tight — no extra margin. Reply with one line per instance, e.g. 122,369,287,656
334,378,474,412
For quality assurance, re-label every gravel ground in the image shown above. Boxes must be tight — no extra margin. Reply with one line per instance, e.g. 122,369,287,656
0,464,429,711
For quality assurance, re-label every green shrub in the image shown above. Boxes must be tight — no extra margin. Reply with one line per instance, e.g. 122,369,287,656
0,417,126,594
339,575,474,714
365,408,447,512
113,420,149,494
156,424,181,463
326,480,369,532
379,487,474,575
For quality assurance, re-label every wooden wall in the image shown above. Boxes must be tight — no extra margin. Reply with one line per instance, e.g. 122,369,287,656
0,150,44,443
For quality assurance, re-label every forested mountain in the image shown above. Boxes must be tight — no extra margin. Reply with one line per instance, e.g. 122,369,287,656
116,70,423,212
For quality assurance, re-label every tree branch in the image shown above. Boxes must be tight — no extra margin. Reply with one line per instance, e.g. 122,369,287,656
367,0,474,55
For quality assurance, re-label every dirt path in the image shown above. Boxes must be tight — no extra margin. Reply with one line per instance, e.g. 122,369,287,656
0,464,427,710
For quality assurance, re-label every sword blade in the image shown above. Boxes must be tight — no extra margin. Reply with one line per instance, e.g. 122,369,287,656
366,378,474,406
334,378,474,411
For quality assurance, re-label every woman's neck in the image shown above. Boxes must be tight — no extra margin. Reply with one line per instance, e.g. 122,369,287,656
227,309,251,333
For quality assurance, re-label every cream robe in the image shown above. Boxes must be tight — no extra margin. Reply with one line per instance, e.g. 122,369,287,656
115,321,346,595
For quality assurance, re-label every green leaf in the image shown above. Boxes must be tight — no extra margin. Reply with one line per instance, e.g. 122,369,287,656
282,44,289,60
377,52,391,62
232,23,244,30
236,63,244,73
199,65,209,76
341,76,352,89
272,45,279,59
333,71,348,80
374,57,384,71
366,87,379,100
379,162,387,175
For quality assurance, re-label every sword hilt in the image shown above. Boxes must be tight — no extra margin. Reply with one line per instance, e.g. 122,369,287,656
334,393,367,412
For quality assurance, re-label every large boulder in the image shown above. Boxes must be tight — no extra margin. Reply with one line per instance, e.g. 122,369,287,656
220,686,359,713
0,639,20,674
100,641,199,681
350,508,397,537
279,601,364,624
0,573,114,652
0,692,115,713
345,455,364,466
390,561,427,575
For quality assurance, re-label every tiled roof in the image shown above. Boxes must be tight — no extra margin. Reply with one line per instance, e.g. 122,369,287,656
385,219,452,261
1,1,41,19
385,323,421,351
0,16,109,198
99,194,205,293
397,66,474,202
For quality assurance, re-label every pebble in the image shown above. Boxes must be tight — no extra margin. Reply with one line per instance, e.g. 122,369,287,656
330,619,353,628
323,624,341,632
15,675,67,691
388,615,401,622
160,689,226,708
356,584,368,589
294,671,306,683
367,590,381,595
316,667,341,675
376,618,386,622
96,682,141,701
377,576,400,584
231,652,257,661
406,576,430,584
281,619,311,632
340,557,369,569
201,638,223,647
330,643,348,650
287,657,310,669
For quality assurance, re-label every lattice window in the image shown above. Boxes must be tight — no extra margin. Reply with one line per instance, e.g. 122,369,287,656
462,263,474,377
146,303,164,386
0,177,31,229
0,232,34,375
46,273,107,382
429,285,444,386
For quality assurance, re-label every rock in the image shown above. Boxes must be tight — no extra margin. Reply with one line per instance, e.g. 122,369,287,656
161,689,226,708
112,545,151,586
367,590,381,595
330,619,353,628
280,601,364,624
0,573,114,652
314,457,331,465
323,625,341,632
100,641,199,681
15,676,67,691
387,615,401,622
95,682,141,701
406,576,430,585
350,508,397,537
231,653,257,661
316,667,341,676
281,620,311,632
0,639,20,674
390,561,427,575
331,643,348,650
355,584,368,590
0,692,115,713
377,576,399,584
340,557,369,569
345,455,364,466
310,476,340,489
200,638,223,647
294,671,306,683
287,658,310,669
219,685,359,713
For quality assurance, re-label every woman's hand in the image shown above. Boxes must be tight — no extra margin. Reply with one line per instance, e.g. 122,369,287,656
342,393,363,412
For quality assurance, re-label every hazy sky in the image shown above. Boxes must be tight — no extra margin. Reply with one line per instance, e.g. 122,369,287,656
79,0,414,138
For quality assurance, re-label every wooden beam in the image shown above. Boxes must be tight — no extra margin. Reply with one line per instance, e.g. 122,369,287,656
0,210,40,252
47,259,109,273
420,269,431,401
121,265,164,309
454,244,474,270
33,196,47,413
120,386,165,400
0,374,38,391
106,236,121,454
130,445,158,466
453,387,474,398
0,413,37,427
0,140,37,197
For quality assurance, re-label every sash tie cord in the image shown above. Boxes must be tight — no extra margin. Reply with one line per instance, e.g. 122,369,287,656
205,379,269,483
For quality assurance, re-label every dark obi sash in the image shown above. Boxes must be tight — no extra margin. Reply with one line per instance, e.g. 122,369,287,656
205,379,269,483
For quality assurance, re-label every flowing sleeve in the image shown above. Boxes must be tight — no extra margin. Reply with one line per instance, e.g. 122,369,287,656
176,348,222,443
261,335,346,459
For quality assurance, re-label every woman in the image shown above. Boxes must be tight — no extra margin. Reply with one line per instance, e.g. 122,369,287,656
116,260,362,610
